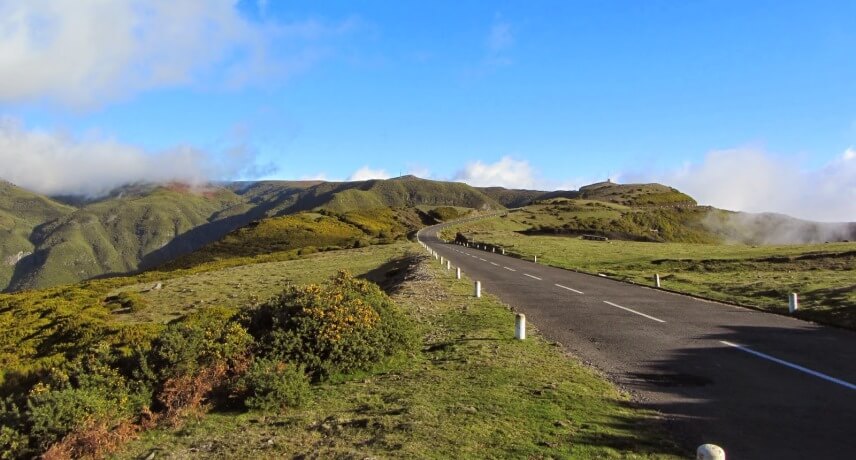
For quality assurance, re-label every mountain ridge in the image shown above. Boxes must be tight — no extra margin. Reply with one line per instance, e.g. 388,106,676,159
2,176,853,292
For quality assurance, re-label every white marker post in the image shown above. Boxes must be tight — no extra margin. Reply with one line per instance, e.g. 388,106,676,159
788,293,799,314
474,281,481,298
655,274,661,288
456,267,461,279
696,444,725,460
515,313,526,340
446,260,451,270
440,256,444,265
492,247,495,253
502,248,505,255
534,255,538,263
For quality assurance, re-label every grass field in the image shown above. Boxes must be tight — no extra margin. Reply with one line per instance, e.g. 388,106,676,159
114,249,682,459
109,243,413,324
442,215,856,329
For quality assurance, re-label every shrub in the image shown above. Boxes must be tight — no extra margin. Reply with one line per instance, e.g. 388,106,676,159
149,308,253,381
239,359,311,412
24,346,148,452
148,308,254,424
244,271,414,379
0,400,29,459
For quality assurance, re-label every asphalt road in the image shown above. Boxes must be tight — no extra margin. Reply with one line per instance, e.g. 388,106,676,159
418,222,856,459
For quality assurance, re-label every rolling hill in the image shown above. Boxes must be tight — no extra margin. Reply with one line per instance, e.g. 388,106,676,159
0,177,503,292
2,176,853,292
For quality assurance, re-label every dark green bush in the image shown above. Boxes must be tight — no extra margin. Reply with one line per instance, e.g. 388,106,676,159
23,345,148,451
239,359,311,412
243,271,414,379
149,307,253,381
0,400,28,459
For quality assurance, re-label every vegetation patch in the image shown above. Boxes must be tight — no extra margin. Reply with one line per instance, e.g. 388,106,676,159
1,269,412,459
114,253,682,459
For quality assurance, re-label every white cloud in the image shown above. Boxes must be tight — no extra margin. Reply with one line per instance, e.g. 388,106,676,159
486,18,513,53
0,1,358,107
348,166,390,181
454,156,535,189
0,117,269,196
483,16,514,67
645,147,856,222
406,165,432,179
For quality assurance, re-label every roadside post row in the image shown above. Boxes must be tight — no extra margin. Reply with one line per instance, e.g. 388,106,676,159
423,222,851,459
425,228,856,399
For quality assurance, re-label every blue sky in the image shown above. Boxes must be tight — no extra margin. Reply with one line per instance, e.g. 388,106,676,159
0,1,854,220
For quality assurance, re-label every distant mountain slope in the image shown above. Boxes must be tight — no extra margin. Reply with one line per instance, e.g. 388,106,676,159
578,182,696,206
0,181,75,288
476,187,551,208
0,177,503,292
232,176,503,215
169,207,427,269
4,175,849,292
7,185,255,291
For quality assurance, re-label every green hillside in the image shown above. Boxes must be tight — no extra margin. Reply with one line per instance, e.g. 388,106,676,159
476,186,551,208
0,177,501,292
577,181,697,207
0,181,75,289
7,185,253,292
169,207,424,269
504,198,718,243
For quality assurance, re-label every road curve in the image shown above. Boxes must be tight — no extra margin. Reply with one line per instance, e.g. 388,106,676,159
418,221,856,459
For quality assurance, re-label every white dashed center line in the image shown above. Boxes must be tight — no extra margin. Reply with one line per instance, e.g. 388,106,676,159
490,262,499,266
504,267,516,272
478,258,487,261
602,301,665,323
524,274,542,280
555,284,584,294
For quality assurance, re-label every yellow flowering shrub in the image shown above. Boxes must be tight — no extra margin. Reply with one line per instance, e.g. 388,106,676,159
243,271,414,378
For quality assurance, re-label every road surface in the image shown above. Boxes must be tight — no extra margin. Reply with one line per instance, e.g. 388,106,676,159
418,221,856,459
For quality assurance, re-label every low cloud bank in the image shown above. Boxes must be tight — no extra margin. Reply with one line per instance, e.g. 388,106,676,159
0,118,270,197
703,211,856,245
454,156,536,189
642,147,855,223
348,166,390,181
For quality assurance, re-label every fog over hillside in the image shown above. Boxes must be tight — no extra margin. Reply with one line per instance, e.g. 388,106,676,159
643,147,856,223
703,211,856,245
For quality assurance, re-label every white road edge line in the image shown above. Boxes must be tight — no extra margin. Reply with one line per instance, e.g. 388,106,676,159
524,274,542,280
603,301,666,323
504,267,517,272
720,341,856,391
555,283,584,294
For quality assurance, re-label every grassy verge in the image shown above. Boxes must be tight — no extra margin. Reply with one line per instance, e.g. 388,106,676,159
442,216,856,329
113,248,682,459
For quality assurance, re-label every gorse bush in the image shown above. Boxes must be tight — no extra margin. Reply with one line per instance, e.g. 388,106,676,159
2,270,412,458
22,344,150,456
244,270,414,379
239,359,311,412
148,308,253,424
